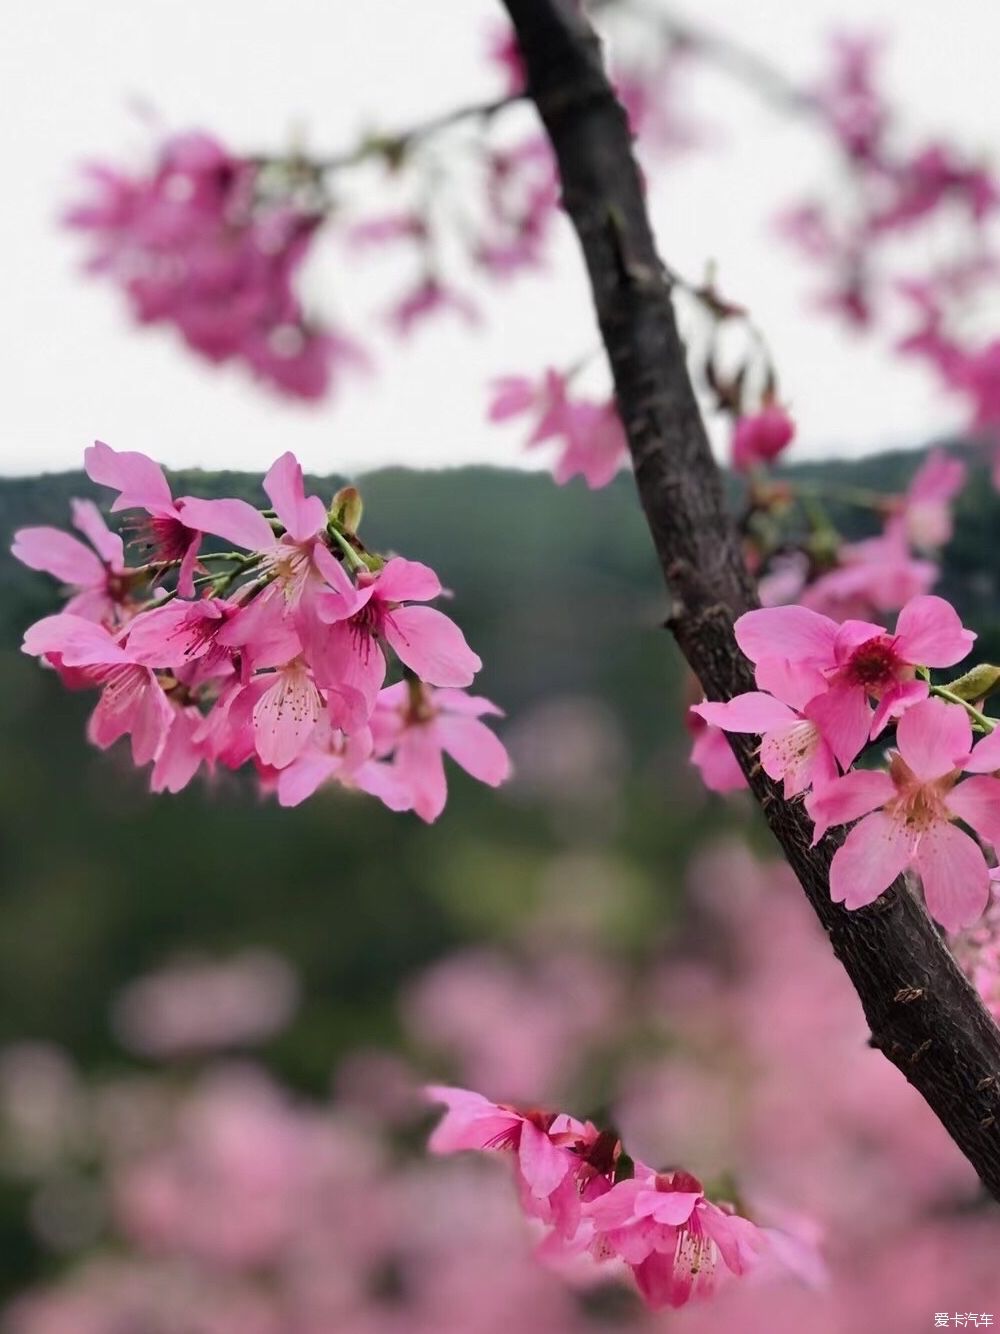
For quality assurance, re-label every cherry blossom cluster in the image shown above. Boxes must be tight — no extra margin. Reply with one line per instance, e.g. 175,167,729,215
66,132,364,399
778,35,1000,455
693,594,1000,931
426,1085,821,1311
12,444,509,819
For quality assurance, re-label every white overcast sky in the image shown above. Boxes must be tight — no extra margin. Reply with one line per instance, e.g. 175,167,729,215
1,0,996,479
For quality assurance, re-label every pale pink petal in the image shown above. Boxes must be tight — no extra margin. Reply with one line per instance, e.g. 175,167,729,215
893,594,975,668
434,689,504,718
384,606,481,686
694,693,798,734
806,769,896,843
252,668,323,769
263,452,327,543
584,1179,645,1230
176,534,202,599
759,722,830,798
829,811,914,909
312,542,361,602
373,557,443,603
896,697,973,780
803,681,872,768
11,527,104,587
71,498,124,568
734,607,837,667
309,620,386,711
84,441,174,514
644,1191,702,1226
150,706,205,793
435,715,511,786
914,822,991,931
945,775,1000,847
175,496,274,552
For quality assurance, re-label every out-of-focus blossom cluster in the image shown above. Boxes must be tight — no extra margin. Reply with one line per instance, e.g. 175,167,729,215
66,131,364,400
12,444,509,820
778,34,1000,458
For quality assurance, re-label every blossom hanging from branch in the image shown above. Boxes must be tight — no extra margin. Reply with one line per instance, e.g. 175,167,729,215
13,445,509,817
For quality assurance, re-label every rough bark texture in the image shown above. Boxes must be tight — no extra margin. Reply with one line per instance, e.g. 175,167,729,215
501,0,1000,1200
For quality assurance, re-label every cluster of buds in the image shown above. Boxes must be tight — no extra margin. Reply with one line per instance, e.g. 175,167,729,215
427,1086,822,1311
13,445,509,819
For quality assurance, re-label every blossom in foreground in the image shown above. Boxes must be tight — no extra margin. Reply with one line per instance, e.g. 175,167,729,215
687,708,748,793
693,660,837,798
11,499,132,627
806,698,1000,930
66,131,359,399
735,594,974,766
15,447,504,820
426,1085,820,1312
730,405,796,472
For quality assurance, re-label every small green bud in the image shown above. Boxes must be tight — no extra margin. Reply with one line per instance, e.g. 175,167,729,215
329,486,363,535
940,663,1000,702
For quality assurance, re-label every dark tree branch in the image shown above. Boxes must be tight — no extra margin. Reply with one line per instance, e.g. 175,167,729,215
500,0,1000,1200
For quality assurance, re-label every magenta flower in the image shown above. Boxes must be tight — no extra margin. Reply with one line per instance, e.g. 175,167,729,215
275,717,410,811
730,405,796,473
370,683,510,822
313,562,482,715
12,499,133,627
693,659,837,798
806,698,1000,929
85,441,272,596
583,1168,767,1309
735,594,975,767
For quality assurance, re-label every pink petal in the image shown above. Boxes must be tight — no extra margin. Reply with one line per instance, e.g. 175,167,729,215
829,811,914,909
914,822,990,931
263,452,327,543
11,527,104,587
276,754,340,807
435,715,511,786
22,613,130,666
759,722,831,798
946,775,1000,847
252,669,322,769
518,1120,571,1198
870,678,928,737
395,725,448,822
734,606,837,667
896,697,972,781
312,542,361,603
84,441,174,514
71,499,125,567
694,693,798,734
752,658,828,712
806,769,896,843
175,497,274,552
894,594,975,668
644,1192,702,1226
803,681,873,769
964,729,1000,774
383,606,481,686
434,689,504,719
373,557,443,604
310,620,386,711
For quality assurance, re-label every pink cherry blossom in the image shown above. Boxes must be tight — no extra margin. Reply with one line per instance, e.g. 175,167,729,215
800,527,938,622
312,561,482,715
735,594,974,767
806,697,1000,929
22,614,173,767
85,441,272,596
370,682,510,822
693,661,838,799
66,131,357,400
275,717,410,811
583,1168,767,1309
730,406,796,473
891,449,966,550
12,499,133,627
